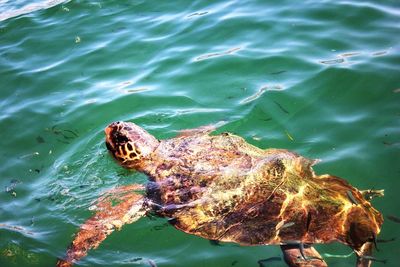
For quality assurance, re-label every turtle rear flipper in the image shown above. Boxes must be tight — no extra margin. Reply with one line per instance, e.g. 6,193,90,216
56,185,147,267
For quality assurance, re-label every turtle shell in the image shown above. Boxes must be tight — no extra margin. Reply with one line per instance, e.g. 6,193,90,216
138,132,382,250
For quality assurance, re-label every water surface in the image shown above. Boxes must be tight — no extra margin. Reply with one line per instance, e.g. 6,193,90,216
0,1,399,266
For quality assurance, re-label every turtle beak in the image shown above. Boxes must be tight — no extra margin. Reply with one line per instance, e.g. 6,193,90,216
104,125,113,138
104,123,117,150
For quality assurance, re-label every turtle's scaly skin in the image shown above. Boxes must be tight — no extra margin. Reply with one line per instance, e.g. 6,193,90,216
57,121,383,267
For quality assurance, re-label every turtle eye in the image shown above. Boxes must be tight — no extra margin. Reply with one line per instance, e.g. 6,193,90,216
113,131,129,144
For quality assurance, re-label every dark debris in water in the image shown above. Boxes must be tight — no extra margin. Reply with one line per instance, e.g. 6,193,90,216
377,237,396,243
387,214,400,223
151,222,169,231
273,101,289,114
29,168,41,174
130,257,142,262
270,70,287,75
36,135,45,143
261,117,272,122
320,58,345,65
382,140,399,147
45,125,79,145
209,240,222,246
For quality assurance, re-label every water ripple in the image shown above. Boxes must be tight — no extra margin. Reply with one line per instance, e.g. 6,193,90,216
0,0,399,266
0,0,69,21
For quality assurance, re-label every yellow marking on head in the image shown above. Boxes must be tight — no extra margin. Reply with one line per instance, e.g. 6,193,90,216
113,142,143,164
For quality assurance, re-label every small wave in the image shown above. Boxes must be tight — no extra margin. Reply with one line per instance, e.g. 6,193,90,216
319,48,390,65
240,84,284,104
0,0,69,22
194,47,241,61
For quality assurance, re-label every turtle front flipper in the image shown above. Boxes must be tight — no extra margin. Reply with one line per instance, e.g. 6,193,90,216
281,244,328,267
56,185,147,267
176,121,226,137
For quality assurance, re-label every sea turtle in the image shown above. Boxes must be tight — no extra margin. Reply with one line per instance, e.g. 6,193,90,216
57,121,384,267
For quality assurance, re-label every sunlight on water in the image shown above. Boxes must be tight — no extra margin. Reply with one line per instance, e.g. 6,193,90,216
0,0,69,21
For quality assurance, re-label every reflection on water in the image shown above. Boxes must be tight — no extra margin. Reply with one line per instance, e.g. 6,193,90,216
0,0,69,21
195,47,241,61
319,49,390,65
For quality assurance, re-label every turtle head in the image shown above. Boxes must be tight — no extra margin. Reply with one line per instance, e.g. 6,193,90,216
105,121,159,169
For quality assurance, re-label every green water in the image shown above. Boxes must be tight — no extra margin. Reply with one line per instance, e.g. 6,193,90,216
0,1,399,266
